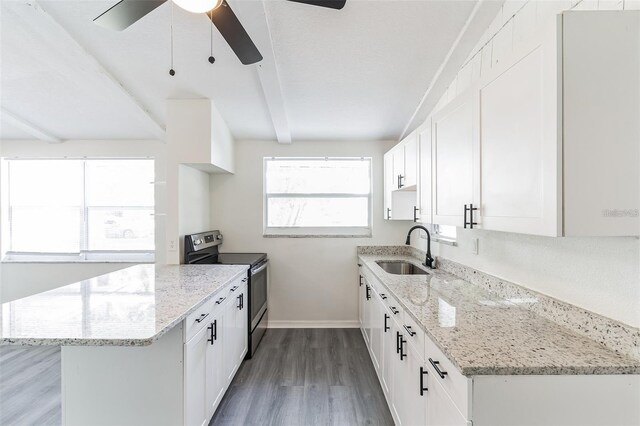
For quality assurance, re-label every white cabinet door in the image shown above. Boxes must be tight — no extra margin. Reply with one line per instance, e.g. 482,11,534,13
562,11,639,236
383,152,394,220
403,132,418,188
402,342,427,426
392,145,405,189
390,322,406,424
234,285,248,362
432,91,479,227
478,34,560,236
184,325,209,426
417,121,432,225
222,295,237,383
205,315,224,418
370,291,383,371
363,281,372,344
426,365,468,426
381,308,392,396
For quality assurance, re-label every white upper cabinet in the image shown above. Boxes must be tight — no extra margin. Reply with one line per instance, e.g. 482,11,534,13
417,121,433,225
431,91,479,227
477,25,561,236
562,11,639,236
384,131,420,221
402,132,418,189
427,10,639,237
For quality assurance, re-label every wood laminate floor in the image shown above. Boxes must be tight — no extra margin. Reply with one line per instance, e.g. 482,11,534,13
211,328,394,426
0,329,391,426
0,346,61,425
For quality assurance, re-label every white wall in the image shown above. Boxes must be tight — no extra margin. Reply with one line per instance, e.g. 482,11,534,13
209,140,409,327
0,139,165,302
411,0,640,328
178,164,210,263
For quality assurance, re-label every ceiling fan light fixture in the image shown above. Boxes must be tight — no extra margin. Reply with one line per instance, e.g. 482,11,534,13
172,0,222,14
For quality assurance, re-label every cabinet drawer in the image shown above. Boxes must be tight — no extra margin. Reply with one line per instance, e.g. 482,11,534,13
425,335,471,419
225,275,248,299
401,313,425,360
185,297,216,343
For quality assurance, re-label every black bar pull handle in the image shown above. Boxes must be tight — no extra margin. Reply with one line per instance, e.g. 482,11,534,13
384,314,390,332
230,285,239,292
396,331,401,354
366,285,371,300
399,174,404,189
413,206,419,222
215,297,226,305
400,336,406,360
241,294,244,310
380,293,388,300
429,358,448,379
403,324,416,337
420,367,428,395
387,208,391,220
195,313,209,323
213,319,217,341
469,203,478,229
463,204,468,228
390,306,399,315
237,295,242,309
207,323,214,344
359,275,363,287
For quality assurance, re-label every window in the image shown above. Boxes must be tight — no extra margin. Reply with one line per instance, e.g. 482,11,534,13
264,158,372,237
432,224,457,243
3,159,154,262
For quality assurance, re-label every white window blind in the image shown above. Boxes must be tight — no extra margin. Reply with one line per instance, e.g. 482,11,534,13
264,158,372,237
4,159,155,261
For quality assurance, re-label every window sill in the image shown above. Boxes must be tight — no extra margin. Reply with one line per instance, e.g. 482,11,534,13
263,233,372,239
2,252,155,263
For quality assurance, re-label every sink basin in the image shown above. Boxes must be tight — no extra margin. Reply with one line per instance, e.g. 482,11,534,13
376,261,429,275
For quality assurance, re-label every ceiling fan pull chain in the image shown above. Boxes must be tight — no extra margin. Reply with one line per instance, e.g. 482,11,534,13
208,9,215,64
169,1,175,76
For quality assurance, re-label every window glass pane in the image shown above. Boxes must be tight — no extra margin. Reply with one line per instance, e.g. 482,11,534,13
267,197,369,227
10,206,81,252
88,207,155,251
9,160,82,253
266,159,370,194
85,160,154,206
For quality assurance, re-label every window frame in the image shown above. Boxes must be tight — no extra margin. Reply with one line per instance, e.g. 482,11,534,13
2,157,155,263
263,157,373,238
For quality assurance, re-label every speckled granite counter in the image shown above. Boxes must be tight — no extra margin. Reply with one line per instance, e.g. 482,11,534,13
0,264,248,346
358,250,640,376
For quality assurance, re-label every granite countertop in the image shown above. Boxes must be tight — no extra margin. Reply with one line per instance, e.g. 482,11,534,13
358,253,640,376
0,264,248,346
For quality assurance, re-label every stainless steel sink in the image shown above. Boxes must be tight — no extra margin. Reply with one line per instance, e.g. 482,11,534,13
376,261,429,275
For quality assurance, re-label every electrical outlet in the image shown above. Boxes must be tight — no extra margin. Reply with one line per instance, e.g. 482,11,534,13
168,239,177,252
471,238,479,255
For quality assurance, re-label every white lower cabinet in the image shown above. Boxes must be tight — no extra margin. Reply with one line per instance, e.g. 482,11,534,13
184,277,248,426
359,264,640,426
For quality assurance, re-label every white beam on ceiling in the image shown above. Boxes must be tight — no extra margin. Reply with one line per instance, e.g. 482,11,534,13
30,1,166,141
400,0,504,139
1,108,62,143
252,1,292,144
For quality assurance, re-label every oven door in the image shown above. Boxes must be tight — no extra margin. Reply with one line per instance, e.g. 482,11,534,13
250,260,268,331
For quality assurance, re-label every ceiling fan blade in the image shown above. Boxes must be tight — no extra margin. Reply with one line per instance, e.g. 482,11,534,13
287,0,346,10
94,0,166,31
209,1,263,65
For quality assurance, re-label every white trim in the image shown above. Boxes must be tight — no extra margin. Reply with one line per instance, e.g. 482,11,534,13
267,320,360,329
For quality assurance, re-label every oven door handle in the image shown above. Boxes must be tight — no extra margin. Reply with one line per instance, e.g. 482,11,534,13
251,262,268,275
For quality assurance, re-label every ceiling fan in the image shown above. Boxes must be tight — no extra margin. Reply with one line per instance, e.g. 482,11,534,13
93,0,347,65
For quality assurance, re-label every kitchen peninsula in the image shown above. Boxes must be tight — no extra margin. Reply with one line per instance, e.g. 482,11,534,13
0,264,249,426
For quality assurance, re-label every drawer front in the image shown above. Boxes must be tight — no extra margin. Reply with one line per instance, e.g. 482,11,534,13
401,312,425,360
185,297,216,342
425,335,471,419
226,275,247,299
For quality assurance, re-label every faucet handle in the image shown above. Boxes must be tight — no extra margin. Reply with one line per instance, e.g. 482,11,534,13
424,256,436,269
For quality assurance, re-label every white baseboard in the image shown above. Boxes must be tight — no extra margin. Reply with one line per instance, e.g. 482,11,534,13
267,320,359,329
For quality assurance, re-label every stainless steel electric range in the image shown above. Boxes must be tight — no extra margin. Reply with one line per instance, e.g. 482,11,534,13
184,230,267,358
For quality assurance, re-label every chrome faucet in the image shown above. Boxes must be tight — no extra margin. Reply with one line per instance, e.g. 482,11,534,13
405,225,435,269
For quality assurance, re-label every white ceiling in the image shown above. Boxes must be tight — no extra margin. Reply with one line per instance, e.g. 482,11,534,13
0,0,481,142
